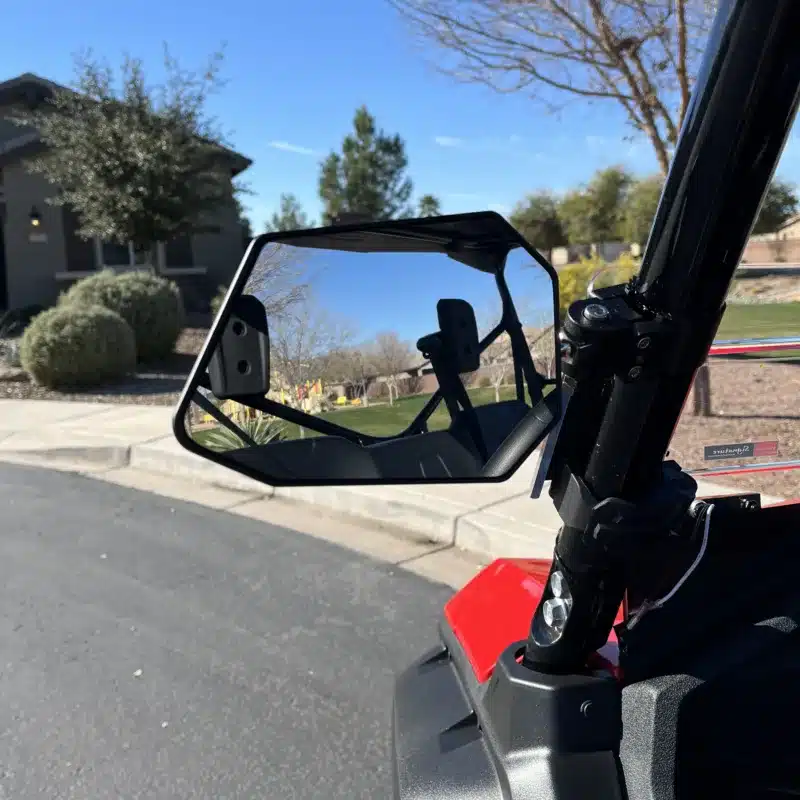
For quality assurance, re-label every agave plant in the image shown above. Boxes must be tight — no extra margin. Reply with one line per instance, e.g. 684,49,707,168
203,414,285,453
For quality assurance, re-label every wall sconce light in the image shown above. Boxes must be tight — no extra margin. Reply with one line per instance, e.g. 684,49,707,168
29,206,42,227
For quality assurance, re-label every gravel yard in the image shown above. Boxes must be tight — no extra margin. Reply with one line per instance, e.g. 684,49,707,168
669,359,799,499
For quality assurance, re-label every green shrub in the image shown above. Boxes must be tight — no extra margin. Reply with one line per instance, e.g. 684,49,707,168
211,285,227,317
20,305,136,389
61,269,184,362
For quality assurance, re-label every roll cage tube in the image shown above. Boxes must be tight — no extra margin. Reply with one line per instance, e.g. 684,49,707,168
524,0,800,673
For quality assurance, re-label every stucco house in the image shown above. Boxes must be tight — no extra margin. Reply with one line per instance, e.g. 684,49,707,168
0,72,252,314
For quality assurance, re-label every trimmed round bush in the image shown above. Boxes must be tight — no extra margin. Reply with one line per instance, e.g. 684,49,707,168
61,269,184,362
20,305,136,389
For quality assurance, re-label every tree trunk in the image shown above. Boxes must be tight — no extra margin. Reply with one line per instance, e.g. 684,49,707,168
494,385,501,403
692,363,712,417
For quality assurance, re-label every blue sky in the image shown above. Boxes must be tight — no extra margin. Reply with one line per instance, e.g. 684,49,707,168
5,0,800,335
248,243,555,342
13,0,800,234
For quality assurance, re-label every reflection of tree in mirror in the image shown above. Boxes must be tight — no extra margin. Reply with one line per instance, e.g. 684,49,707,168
528,326,556,380
477,296,555,400
244,242,310,320
269,299,355,423
325,346,378,407
373,332,416,406
480,336,512,403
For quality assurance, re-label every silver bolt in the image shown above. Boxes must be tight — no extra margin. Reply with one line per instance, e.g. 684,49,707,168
628,366,643,380
542,597,570,630
637,337,651,350
583,303,609,321
550,570,568,598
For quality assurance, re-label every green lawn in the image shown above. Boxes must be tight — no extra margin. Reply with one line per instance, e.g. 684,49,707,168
715,302,800,359
308,385,522,438
191,385,523,449
717,302,800,340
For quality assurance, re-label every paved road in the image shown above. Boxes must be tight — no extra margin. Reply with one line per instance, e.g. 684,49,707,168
0,463,453,799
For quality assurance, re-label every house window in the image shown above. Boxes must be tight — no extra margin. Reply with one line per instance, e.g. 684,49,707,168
164,233,194,268
62,208,95,272
93,237,194,270
100,241,133,266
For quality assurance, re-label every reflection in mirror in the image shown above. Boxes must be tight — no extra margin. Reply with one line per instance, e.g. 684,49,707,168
176,213,561,486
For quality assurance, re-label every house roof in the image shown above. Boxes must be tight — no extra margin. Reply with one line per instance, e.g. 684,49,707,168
0,72,252,175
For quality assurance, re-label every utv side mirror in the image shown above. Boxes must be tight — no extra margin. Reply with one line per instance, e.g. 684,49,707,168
173,211,562,487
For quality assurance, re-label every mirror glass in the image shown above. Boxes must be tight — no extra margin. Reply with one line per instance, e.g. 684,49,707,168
176,213,561,486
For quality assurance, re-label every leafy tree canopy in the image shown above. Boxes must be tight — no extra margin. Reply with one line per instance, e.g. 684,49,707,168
265,192,314,232
13,47,243,253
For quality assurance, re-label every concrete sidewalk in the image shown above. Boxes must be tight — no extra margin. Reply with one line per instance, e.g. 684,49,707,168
0,399,780,561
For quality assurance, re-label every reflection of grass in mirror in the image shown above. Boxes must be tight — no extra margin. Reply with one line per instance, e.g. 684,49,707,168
280,385,533,439
198,415,286,453
190,382,555,449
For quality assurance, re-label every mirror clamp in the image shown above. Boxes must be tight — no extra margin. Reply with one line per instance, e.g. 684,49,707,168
560,293,674,384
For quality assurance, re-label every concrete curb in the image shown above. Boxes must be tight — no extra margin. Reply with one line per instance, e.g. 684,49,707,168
131,443,471,545
1,439,784,564
0,445,133,469
128,441,276,497
0,440,561,558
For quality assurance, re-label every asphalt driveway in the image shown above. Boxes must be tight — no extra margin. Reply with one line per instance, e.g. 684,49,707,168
0,463,452,799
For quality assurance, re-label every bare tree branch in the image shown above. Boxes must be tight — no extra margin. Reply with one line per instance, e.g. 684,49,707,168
373,331,416,405
244,242,310,321
388,0,716,174
269,298,354,418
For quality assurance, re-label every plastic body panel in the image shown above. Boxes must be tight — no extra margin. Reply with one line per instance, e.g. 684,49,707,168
392,500,800,800
392,626,625,800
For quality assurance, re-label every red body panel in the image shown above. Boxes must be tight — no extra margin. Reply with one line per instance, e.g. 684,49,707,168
447,495,800,685
444,558,624,683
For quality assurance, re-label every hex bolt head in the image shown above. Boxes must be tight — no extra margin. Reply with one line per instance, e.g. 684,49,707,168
583,304,610,321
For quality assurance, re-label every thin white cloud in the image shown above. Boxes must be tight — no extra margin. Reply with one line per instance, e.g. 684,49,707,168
435,134,529,154
434,135,465,148
267,140,318,156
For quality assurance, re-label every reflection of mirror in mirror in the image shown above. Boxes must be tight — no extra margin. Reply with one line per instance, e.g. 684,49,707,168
181,225,559,484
